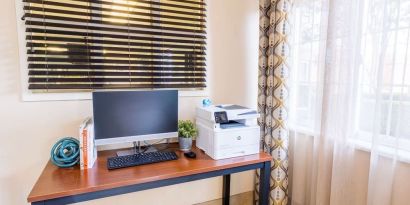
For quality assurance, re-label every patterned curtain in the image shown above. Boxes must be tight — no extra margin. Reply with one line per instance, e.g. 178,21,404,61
254,0,292,204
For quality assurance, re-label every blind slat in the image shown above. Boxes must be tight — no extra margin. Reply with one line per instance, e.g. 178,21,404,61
27,42,206,55
167,0,206,6
28,64,206,71
28,56,206,66
26,21,206,39
29,78,206,83
29,70,205,77
28,50,205,60
26,36,206,50
26,28,206,45
28,84,206,90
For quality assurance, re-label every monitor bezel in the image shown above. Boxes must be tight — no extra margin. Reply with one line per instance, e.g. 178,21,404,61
94,132,177,146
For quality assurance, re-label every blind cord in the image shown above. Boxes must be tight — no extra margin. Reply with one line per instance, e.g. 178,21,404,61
41,0,49,91
86,2,92,89
50,137,80,168
127,1,132,87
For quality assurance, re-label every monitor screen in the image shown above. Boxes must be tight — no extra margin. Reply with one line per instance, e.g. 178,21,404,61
92,90,178,145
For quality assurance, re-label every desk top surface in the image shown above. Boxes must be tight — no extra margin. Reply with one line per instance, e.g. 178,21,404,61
28,144,271,202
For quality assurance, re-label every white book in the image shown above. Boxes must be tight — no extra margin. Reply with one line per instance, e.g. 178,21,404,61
79,117,97,170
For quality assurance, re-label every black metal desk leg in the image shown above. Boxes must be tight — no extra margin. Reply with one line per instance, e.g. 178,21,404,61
259,161,271,205
222,174,231,205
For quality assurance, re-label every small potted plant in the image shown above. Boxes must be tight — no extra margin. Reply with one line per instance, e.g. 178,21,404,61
178,120,198,151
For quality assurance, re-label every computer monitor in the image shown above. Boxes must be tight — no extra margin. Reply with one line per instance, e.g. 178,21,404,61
92,90,178,146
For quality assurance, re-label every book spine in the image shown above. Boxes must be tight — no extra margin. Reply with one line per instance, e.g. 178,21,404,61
83,127,88,169
79,121,89,170
79,117,95,170
86,123,94,168
79,128,83,169
91,123,98,167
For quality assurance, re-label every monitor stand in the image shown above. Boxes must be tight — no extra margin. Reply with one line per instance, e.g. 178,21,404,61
116,141,163,157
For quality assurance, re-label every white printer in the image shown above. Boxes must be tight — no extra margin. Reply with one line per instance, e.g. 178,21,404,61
196,104,261,160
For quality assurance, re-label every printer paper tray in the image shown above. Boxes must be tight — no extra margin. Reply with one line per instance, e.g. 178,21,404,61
213,144,260,160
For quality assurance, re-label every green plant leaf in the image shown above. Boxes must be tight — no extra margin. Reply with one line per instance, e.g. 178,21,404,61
178,120,198,138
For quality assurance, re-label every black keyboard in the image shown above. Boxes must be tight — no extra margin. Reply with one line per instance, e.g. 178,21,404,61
107,151,178,170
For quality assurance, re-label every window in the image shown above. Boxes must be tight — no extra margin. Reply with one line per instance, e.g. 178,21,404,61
22,0,206,91
289,0,410,154
358,0,410,140
289,0,325,133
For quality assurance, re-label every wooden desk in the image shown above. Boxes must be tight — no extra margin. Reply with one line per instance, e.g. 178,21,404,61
28,145,272,205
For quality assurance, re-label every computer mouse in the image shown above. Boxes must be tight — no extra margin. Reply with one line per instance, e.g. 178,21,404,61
184,151,196,158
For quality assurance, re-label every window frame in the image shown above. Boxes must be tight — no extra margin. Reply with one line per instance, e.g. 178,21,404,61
14,0,209,101
349,130,410,163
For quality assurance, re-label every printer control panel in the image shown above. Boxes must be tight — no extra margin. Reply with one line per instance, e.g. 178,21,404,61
214,112,228,123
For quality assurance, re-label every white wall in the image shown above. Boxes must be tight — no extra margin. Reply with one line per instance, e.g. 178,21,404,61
0,0,259,204
208,0,259,108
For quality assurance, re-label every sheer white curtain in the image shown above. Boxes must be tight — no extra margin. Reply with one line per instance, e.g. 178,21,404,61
288,0,410,204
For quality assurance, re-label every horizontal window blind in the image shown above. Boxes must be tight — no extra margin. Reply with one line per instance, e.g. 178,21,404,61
22,0,206,90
